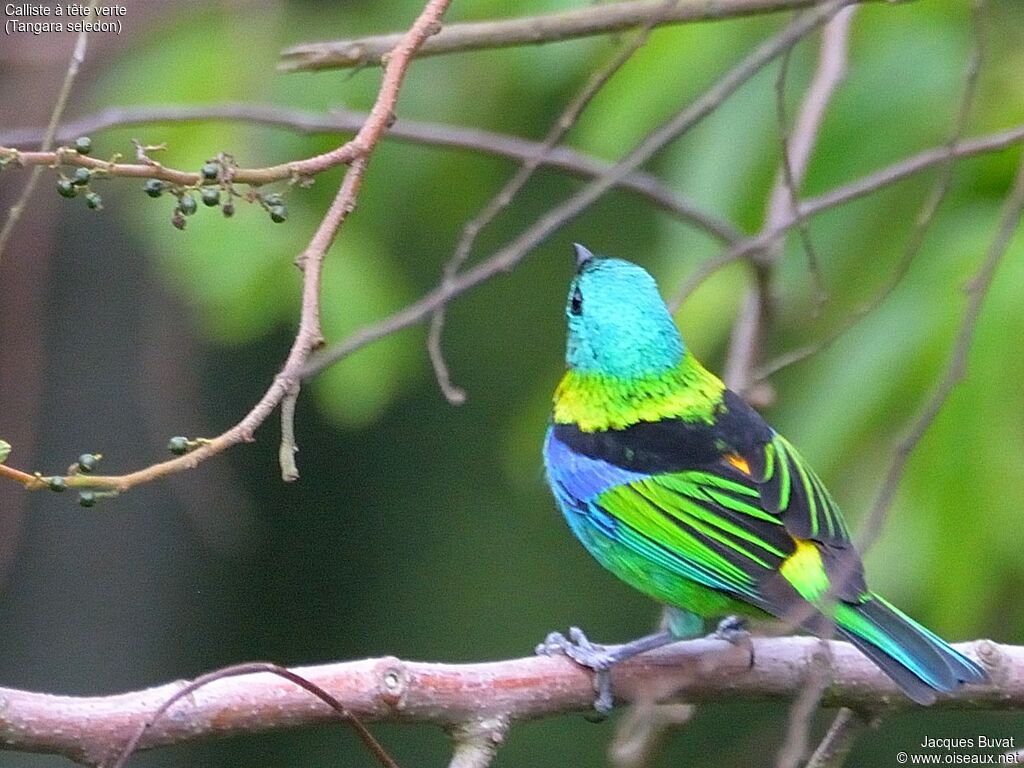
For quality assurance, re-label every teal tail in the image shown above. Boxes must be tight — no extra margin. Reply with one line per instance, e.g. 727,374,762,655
834,595,987,705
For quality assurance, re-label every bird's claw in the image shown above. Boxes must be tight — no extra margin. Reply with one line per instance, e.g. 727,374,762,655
710,615,755,668
536,626,615,716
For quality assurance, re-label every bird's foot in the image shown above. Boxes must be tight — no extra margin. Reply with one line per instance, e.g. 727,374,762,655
710,615,754,668
536,627,616,717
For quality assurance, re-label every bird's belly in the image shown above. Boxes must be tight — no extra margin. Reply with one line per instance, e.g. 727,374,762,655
563,506,756,619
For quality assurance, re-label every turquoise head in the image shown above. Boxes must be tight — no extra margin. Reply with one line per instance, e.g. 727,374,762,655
563,244,685,377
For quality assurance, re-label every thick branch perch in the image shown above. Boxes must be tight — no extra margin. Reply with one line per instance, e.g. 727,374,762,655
279,0,882,72
0,638,1017,765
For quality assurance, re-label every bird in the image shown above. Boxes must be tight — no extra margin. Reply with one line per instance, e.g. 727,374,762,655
538,243,986,712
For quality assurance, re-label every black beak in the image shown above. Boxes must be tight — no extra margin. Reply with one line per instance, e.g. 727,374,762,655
573,243,594,270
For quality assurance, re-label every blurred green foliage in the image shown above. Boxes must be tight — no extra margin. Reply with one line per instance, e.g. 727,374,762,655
14,0,1024,765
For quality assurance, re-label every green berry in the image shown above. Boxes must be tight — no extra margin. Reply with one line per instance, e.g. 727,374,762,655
78,491,96,508
85,192,103,210
178,195,197,216
222,201,235,218
262,192,284,207
78,453,98,473
49,477,66,492
201,188,220,207
200,162,219,181
57,178,77,198
268,204,287,223
72,167,92,186
167,436,190,455
144,179,164,198
73,136,92,155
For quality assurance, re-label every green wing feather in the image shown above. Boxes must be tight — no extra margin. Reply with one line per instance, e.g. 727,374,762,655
591,431,866,617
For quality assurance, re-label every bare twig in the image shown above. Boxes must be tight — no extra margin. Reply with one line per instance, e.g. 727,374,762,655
0,105,740,246
304,0,855,381
670,121,1024,307
448,717,509,768
722,7,854,394
2,135,360,191
776,641,835,768
0,0,451,495
805,708,868,768
858,135,1024,553
609,702,695,768
754,0,987,383
0,0,99,266
0,637,1012,764
106,662,397,768
427,0,682,404
279,383,301,482
766,9,984,750
279,0,885,72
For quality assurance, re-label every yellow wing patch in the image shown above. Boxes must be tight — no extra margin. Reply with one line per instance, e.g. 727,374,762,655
778,538,829,603
724,453,751,476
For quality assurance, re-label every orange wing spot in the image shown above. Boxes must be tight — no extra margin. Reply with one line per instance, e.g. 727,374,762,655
725,453,751,475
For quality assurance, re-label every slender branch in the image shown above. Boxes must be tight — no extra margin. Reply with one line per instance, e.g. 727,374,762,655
805,708,868,768
0,638,1014,764
0,462,38,486
722,7,854,394
0,104,739,246
776,641,835,768
858,124,1024,553
755,0,986,383
0,0,451,495
278,0,884,72
278,383,301,482
427,0,682,404
447,718,509,768
0,138,357,190
670,121,1024,307
609,703,695,768
0,0,99,266
304,0,855,381
769,10,987,749
8,111,1018,418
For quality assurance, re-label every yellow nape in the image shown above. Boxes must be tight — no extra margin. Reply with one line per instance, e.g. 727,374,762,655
552,357,725,432
724,453,751,475
779,539,829,603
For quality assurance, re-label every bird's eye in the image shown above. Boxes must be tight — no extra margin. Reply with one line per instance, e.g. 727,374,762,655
570,286,583,316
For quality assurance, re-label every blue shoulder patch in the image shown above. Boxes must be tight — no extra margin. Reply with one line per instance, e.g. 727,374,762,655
543,427,648,504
